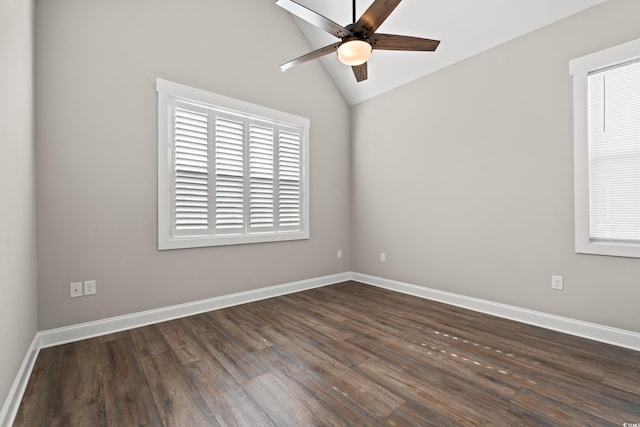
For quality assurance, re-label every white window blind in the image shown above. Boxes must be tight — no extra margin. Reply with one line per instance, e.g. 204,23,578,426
571,37,640,258
157,79,309,250
588,60,640,243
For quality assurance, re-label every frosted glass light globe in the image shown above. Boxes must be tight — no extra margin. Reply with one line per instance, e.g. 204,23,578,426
337,39,372,66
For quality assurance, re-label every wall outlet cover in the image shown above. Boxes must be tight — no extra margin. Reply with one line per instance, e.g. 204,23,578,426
84,280,97,296
70,282,83,298
551,275,564,290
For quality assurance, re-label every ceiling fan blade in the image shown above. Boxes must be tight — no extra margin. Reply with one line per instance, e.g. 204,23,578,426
352,63,368,82
353,0,401,37
280,42,341,72
371,33,440,51
275,0,350,38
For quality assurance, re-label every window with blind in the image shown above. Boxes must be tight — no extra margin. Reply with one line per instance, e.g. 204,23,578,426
157,79,309,250
570,38,640,258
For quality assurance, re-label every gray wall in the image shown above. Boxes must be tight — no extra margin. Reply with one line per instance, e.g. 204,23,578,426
0,0,38,410
36,0,351,329
351,0,640,333
33,0,640,334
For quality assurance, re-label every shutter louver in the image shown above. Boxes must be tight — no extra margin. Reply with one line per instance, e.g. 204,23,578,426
588,61,640,243
215,115,244,231
278,129,302,228
174,107,208,232
249,124,275,229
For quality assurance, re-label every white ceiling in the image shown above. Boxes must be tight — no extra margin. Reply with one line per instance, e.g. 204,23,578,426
280,0,605,105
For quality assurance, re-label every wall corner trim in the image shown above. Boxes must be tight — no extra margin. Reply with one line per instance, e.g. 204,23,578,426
352,272,640,352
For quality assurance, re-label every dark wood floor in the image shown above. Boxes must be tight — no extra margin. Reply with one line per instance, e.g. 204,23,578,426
14,281,640,426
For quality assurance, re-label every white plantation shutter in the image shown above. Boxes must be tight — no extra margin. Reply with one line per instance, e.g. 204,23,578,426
214,114,245,233
157,79,309,250
588,60,640,243
249,123,275,230
173,103,209,234
278,127,302,228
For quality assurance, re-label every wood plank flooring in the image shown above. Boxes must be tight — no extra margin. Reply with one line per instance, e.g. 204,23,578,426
14,281,640,426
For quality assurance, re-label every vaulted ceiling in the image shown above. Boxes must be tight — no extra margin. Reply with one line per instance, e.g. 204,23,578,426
277,0,606,105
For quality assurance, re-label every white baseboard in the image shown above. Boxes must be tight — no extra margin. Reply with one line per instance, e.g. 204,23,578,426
4,270,639,427
5,273,353,426
0,334,40,427
38,272,352,349
352,272,640,352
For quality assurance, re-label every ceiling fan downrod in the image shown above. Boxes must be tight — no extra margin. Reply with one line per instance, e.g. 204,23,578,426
352,0,356,25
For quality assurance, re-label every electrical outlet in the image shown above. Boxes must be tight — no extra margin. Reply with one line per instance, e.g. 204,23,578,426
337,249,343,259
380,252,386,263
84,280,97,296
70,282,83,298
551,275,564,290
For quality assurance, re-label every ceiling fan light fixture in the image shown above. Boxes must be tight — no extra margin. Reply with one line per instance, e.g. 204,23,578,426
337,39,372,66
276,0,440,83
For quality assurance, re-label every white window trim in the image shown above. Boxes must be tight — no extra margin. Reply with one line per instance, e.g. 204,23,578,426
157,79,310,250
570,37,640,258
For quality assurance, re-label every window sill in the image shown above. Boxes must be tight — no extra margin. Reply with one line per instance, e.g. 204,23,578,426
158,230,310,250
576,239,640,259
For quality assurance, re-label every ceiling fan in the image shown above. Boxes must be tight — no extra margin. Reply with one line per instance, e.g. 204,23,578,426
276,0,440,82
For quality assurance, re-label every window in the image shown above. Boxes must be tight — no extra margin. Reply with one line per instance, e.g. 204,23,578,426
570,38,640,257
157,79,309,250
